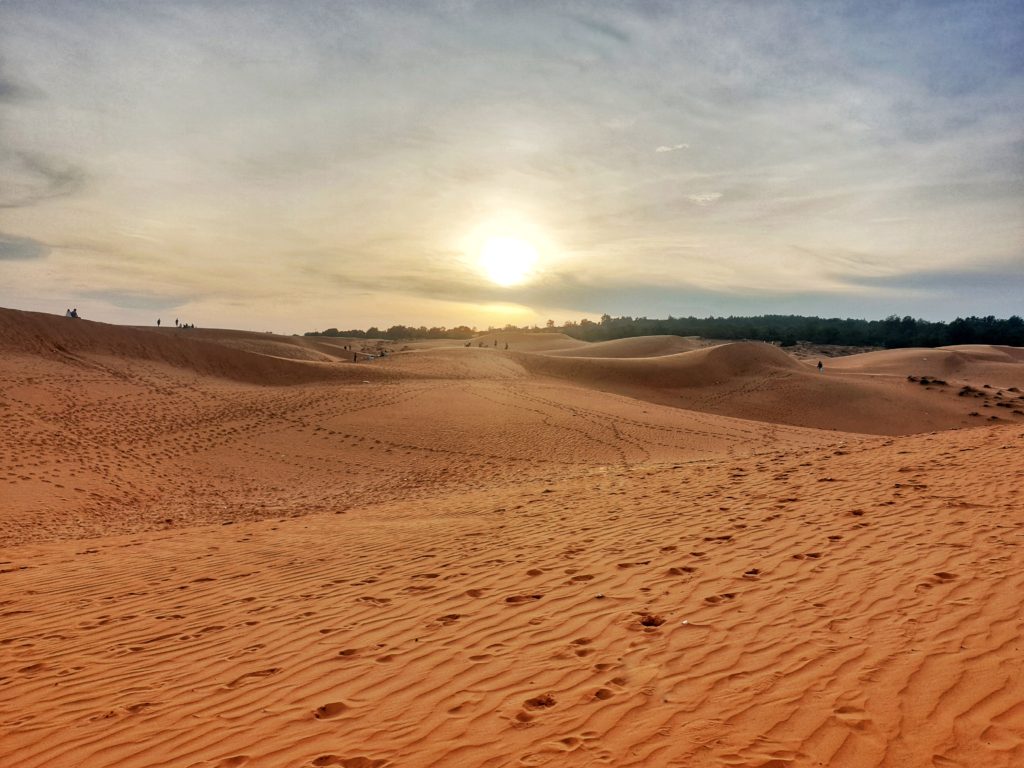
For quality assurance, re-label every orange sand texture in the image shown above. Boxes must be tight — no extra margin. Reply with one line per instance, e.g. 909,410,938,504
1,307,1023,768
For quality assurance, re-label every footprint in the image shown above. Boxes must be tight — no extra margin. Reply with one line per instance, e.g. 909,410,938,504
704,593,737,604
357,596,391,606
311,757,388,768
225,668,280,688
667,566,697,576
314,701,349,720
523,694,556,710
506,594,543,604
637,613,665,627
593,688,615,700
834,704,870,730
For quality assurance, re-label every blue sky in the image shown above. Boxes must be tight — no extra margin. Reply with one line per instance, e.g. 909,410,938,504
1,1,1021,332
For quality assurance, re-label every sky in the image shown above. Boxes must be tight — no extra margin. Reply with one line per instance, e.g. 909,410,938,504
1,0,1022,334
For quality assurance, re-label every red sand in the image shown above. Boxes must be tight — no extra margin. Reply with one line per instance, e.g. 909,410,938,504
2,307,1023,767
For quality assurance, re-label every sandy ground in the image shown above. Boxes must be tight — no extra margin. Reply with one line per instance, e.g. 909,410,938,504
2,308,1023,768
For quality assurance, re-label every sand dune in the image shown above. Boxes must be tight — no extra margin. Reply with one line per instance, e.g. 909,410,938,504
540,334,709,358
0,308,387,385
518,340,1024,435
468,331,585,352
2,308,1024,768
825,345,1024,388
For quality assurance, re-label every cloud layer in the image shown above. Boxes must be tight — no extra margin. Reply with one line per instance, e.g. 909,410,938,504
0,1,1021,331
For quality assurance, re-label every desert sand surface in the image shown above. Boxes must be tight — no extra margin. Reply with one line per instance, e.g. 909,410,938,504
2,307,1023,768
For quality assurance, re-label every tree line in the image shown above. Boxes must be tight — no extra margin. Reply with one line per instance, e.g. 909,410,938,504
306,324,477,340
305,314,1024,348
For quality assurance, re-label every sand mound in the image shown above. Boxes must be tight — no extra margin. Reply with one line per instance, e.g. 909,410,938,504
518,340,1023,434
521,341,801,389
943,343,1024,362
0,308,387,385
542,334,709,358
825,345,1024,389
470,331,584,352
144,327,355,362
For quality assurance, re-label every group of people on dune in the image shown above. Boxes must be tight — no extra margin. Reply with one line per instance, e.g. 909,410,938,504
157,318,196,329
465,339,509,349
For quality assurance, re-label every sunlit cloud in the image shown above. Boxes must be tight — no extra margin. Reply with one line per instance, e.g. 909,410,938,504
686,193,722,206
655,143,689,153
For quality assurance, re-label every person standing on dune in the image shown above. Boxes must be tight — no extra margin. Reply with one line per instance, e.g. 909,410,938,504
817,360,823,373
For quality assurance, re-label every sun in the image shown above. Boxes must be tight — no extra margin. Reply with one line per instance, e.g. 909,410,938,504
479,236,539,287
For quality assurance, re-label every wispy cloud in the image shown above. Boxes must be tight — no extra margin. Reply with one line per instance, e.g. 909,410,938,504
655,143,689,153
0,232,49,260
0,152,87,209
686,193,722,206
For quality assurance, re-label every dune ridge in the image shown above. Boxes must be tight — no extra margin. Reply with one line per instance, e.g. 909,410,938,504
0,308,386,385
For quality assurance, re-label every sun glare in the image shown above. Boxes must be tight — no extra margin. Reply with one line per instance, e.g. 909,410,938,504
479,236,539,287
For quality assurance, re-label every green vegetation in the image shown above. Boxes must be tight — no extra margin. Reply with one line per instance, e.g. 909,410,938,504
306,325,476,340
306,314,1024,348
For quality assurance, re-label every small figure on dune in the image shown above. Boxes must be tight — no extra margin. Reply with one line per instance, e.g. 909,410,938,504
817,360,824,373
157,318,161,327
65,308,72,318
175,318,179,327
505,342,509,350
71,308,79,319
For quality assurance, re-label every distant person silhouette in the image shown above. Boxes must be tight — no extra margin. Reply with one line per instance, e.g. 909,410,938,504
817,360,823,373
70,308,79,319
65,308,72,318
157,318,161,327
175,318,179,327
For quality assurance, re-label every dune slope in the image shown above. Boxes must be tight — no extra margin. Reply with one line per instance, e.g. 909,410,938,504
521,341,1024,435
2,424,1022,768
